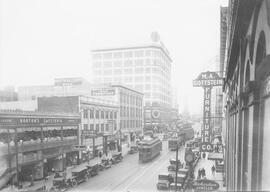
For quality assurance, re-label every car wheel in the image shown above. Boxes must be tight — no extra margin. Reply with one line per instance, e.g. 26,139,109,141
72,180,77,186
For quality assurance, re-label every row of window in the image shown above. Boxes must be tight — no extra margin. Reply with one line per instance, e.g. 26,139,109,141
83,123,115,132
83,109,117,119
120,106,143,118
120,120,142,129
119,93,142,106
92,50,170,62
93,59,170,69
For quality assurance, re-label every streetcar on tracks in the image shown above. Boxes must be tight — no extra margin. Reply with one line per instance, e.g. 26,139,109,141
138,136,162,163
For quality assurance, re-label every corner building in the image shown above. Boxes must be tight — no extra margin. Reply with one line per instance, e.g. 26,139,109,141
92,40,174,132
224,0,270,191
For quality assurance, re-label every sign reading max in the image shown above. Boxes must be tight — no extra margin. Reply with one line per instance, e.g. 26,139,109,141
193,71,223,152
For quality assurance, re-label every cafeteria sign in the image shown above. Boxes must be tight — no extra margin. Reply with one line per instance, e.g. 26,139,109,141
192,179,219,191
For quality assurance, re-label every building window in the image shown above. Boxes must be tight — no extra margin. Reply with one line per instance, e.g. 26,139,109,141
124,60,132,67
83,110,88,119
114,111,117,119
135,50,144,57
124,51,133,58
110,111,113,119
90,124,94,131
104,61,112,68
83,124,88,130
106,124,109,132
93,53,102,60
114,52,123,58
103,52,112,59
106,111,109,119
101,124,104,132
90,110,94,119
96,124,99,132
101,111,104,119
96,110,99,119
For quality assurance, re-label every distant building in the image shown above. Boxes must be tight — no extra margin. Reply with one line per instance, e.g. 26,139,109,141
0,87,17,102
91,32,176,132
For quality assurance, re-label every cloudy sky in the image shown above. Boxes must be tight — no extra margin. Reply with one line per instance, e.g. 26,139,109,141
0,0,228,114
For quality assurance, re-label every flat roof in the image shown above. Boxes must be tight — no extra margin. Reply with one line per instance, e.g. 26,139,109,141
92,43,172,62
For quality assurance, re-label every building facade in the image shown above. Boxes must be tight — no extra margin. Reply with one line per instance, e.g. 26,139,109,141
91,34,176,132
0,110,80,188
37,96,119,160
224,0,270,191
90,84,144,146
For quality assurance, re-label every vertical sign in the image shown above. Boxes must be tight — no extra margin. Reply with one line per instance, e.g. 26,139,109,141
193,71,223,152
203,87,211,143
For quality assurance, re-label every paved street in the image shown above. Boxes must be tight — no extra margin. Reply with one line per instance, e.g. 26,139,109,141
71,141,185,192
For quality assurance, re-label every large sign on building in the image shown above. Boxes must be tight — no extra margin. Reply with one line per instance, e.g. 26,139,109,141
54,78,83,86
193,71,223,152
91,88,115,96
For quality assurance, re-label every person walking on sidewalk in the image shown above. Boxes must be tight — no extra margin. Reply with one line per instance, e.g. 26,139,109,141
201,168,206,178
211,165,216,176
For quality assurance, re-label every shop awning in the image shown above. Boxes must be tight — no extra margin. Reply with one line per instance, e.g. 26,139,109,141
208,152,223,160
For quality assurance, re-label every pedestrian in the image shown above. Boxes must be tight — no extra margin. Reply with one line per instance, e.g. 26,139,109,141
211,165,216,175
197,168,201,179
201,168,206,177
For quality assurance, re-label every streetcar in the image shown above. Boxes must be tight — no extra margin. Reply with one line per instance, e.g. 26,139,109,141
168,135,185,151
138,137,162,163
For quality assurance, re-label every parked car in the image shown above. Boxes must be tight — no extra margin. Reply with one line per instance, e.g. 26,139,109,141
156,173,172,190
86,164,99,177
111,152,123,164
51,178,73,191
128,146,138,154
71,167,89,186
101,159,112,169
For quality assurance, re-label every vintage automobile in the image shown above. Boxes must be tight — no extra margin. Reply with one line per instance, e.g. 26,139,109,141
101,158,112,169
156,173,172,190
53,170,65,178
71,167,89,186
111,152,123,164
128,146,138,154
51,178,73,191
169,183,182,191
86,164,99,177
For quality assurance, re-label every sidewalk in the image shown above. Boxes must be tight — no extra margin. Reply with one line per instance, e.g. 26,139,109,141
12,149,127,192
193,156,225,192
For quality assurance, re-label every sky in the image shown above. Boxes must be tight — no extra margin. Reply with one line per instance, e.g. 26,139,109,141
0,0,228,114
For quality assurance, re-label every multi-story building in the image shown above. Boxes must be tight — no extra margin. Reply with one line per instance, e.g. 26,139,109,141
16,78,143,152
90,84,144,145
224,0,270,191
37,96,119,160
91,33,175,132
0,110,80,188
0,87,17,102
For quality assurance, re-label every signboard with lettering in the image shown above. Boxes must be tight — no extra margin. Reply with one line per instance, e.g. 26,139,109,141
200,142,213,152
192,179,219,191
91,88,115,96
72,145,87,151
193,71,223,150
193,71,223,87
0,117,80,127
54,78,83,86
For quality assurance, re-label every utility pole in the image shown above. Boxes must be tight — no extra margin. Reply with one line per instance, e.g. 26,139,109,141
175,142,179,192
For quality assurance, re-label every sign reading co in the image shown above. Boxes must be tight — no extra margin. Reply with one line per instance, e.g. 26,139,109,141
192,179,219,191
200,142,213,152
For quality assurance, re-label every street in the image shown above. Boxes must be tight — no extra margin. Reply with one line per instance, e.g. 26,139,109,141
71,141,185,192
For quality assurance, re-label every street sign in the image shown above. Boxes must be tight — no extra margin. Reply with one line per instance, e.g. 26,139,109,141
200,142,213,152
192,179,219,191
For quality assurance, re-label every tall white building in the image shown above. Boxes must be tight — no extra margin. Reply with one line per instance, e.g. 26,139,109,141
91,33,175,132
91,34,172,108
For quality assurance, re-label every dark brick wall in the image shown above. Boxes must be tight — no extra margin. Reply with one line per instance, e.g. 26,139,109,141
38,96,79,113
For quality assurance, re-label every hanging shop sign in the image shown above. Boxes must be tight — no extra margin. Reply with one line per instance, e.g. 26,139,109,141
193,71,223,151
192,179,219,191
200,142,213,152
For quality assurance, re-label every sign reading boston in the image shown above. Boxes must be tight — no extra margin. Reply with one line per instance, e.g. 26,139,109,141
192,179,219,191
